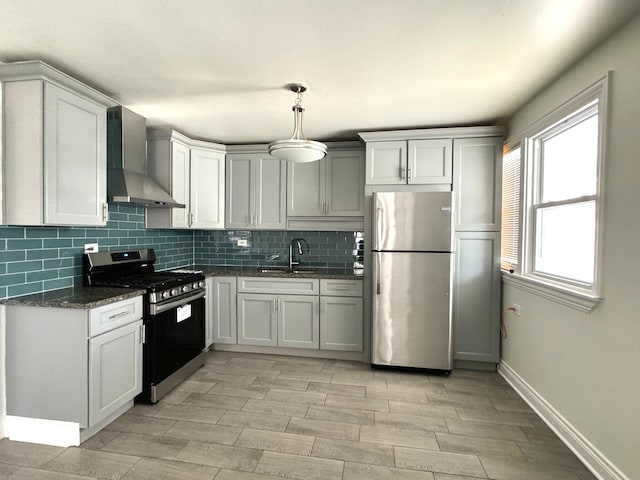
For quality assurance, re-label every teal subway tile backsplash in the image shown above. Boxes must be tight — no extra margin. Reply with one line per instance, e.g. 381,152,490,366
1,203,364,299
0,204,194,299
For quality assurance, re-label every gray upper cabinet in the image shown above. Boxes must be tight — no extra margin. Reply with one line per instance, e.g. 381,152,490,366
0,61,114,226
364,138,452,185
226,149,286,230
453,136,502,231
146,130,226,229
287,145,365,230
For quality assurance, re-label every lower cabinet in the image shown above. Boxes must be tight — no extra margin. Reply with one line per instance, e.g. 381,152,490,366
320,296,363,351
278,294,320,348
89,319,143,426
222,276,364,353
5,296,143,430
206,276,237,347
237,293,279,346
452,231,501,364
236,291,320,348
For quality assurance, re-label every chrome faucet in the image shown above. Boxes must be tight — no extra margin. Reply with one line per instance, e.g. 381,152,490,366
289,238,309,270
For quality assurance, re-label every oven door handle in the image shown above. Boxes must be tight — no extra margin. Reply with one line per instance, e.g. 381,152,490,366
150,290,206,315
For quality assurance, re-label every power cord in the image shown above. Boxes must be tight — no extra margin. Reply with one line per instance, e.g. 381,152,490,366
501,306,517,338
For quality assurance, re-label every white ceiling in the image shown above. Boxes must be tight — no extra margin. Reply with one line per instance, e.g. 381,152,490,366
1,0,639,144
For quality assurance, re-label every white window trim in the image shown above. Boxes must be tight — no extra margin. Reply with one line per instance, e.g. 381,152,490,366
503,73,609,312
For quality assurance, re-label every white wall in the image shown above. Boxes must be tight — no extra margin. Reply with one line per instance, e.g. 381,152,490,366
501,13,640,480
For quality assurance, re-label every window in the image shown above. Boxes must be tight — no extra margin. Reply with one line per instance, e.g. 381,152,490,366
502,75,607,310
501,147,521,272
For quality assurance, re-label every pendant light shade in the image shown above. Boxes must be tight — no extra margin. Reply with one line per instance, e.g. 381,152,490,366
268,84,327,163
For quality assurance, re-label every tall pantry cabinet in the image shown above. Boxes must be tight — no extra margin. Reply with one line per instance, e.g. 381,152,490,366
360,127,503,370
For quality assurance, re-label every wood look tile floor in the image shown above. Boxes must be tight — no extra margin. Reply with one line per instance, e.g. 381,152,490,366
0,351,597,479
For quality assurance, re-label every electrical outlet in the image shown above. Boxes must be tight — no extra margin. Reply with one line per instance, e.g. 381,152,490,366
237,239,248,247
84,243,99,253
513,304,522,316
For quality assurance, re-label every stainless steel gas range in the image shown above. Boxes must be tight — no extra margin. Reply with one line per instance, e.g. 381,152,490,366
84,249,205,403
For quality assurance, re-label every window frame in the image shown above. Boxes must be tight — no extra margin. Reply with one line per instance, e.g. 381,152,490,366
503,74,609,311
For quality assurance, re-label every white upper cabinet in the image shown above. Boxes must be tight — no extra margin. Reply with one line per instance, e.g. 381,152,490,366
364,138,452,185
0,61,114,226
226,148,286,230
191,147,225,229
146,130,225,230
453,136,502,231
287,146,365,228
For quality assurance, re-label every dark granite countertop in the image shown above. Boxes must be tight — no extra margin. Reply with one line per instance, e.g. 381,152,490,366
0,287,146,309
188,265,364,280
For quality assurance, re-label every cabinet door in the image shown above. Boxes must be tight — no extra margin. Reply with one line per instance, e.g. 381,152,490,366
225,154,253,229
408,139,453,184
278,295,319,349
365,141,406,185
452,232,501,363
211,276,238,345
453,137,502,231
237,293,278,346
170,141,191,228
89,320,143,426
326,150,365,216
256,155,287,229
320,296,363,351
43,83,107,226
191,147,225,229
287,160,325,216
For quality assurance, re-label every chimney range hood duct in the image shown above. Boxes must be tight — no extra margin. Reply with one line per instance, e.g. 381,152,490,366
107,106,185,208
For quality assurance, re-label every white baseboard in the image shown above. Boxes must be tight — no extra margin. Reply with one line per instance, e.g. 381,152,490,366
498,361,629,480
6,416,79,447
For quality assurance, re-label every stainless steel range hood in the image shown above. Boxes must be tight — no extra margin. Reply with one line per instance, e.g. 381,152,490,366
107,106,185,208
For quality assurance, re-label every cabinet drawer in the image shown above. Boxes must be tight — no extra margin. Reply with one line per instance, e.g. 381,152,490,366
238,277,319,295
89,297,143,337
320,279,363,297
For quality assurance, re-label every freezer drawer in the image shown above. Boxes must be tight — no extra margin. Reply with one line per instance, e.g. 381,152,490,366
372,251,453,370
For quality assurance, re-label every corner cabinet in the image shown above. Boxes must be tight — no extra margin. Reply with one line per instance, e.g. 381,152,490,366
286,144,365,231
0,61,114,226
5,296,143,443
225,146,287,230
146,130,225,229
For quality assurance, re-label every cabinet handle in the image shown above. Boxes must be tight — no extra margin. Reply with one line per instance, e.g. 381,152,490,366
333,286,350,291
102,203,109,222
399,163,406,180
407,164,412,180
109,311,130,320
273,299,277,313
325,201,330,214
189,212,194,227
140,324,146,344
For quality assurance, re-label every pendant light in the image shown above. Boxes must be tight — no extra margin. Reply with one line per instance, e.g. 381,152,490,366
268,83,327,163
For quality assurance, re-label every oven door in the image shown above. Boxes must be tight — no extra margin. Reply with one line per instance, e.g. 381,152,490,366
145,291,205,394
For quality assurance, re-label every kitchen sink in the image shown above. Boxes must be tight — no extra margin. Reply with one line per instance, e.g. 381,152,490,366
257,267,315,274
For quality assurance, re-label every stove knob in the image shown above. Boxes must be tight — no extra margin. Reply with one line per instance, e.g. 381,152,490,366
182,285,190,293
198,281,205,288
170,288,178,296
192,282,199,289
162,291,170,299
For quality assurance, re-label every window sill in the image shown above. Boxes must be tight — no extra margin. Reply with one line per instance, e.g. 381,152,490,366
501,273,601,313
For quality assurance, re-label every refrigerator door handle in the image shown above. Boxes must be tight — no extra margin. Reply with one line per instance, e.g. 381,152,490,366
376,252,381,295
375,207,383,251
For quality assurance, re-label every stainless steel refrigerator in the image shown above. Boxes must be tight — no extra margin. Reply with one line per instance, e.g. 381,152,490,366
371,191,454,371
